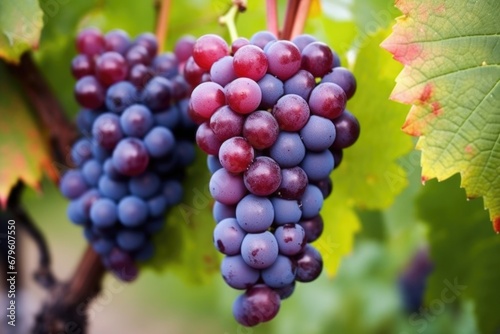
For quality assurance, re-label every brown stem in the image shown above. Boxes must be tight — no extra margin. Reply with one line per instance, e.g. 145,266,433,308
266,0,279,37
282,0,300,39
155,0,171,53
6,53,78,171
289,0,312,40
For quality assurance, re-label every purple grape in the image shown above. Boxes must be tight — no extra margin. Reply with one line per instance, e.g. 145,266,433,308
301,42,333,78
274,224,306,255
299,215,324,243
265,40,301,80
152,52,179,78
120,104,154,137
233,44,268,81
250,31,277,49
294,245,323,282
277,166,308,200
134,32,158,58
209,168,247,205
291,34,317,51
76,28,105,56
144,126,176,157
213,218,246,255
269,132,305,168
112,138,149,176
209,105,244,142
92,113,123,150
300,185,323,219
330,110,360,149
105,81,138,113
243,156,281,196
104,29,131,54
225,77,262,115
283,69,315,101
321,67,357,100
74,75,105,109
210,56,236,86
196,121,223,155
60,170,88,199
242,110,279,150
236,194,274,233
300,115,336,151
232,284,280,326
221,255,260,289
95,51,128,86
71,54,94,79
309,82,346,120
240,231,279,269
141,76,172,111
272,94,310,131
105,248,138,282
218,137,254,174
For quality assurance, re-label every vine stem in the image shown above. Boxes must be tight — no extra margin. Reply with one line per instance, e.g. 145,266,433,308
219,3,241,43
281,0,300,39
289,0,312,40
266,0,279,37
155,0,171,53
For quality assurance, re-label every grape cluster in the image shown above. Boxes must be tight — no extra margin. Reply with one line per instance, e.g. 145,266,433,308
60,28,197,281
189,31,360,326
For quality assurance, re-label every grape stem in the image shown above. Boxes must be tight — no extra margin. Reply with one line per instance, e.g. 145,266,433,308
155,0,171,53
282,0,300,39
266,0,279,37
289,0,312,40
219,0,246,43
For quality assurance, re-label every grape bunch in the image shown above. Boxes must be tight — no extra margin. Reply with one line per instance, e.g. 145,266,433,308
188,31,360,326
60,28,198,281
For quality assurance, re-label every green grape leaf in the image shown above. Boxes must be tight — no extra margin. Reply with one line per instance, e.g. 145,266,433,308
0,63,58,206
0,0,43,63
321,28,413,276
381,0,500,229
146,149,220,283
416,175,500,334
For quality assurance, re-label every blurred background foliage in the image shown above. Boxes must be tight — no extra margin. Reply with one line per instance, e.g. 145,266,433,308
2,0,498,333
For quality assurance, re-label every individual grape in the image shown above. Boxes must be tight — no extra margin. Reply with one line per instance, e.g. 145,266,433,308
270,198,302,226
209,105,244,142
207,154,223,174
283,69,315,101
176,140,196,167
103,158,124,180
104,248,139,282
257,74,284,110
74,75,105,109
141,76,172,111
236,195,274,233
213,218,246,255
232,284,280,326
225,77,262,114
75,108,100,134
221,255,260,290
147,195,168,217
190,82,226,119
125,45,152,66
60,170,88,199
261,255,296,288
294,245,323,282
162,180,184,206
91,142,111,162
299,215,324,243
209,168,247,205
240,231,279,269
98,175,128,201
277,166,308,200
300,150,334,182
272,94,310,131
321,67,357,100
70,138,93,166
300,115,336,151
231,37,250,54
330,110,360,149
242,110,279,150
92,113,123,150
210,56,237,86
301,42,333,78
105,81,138,113
82,159,103,186
170,75,190,100
300,185,323,219
154,105,180,129
314,177,333,198
274,281,295,300
112,138,150,176
96,51,128,86
71,54,94,79
193,34,229,70
128,63,152,88
90,198,118,228
104,29,131,54
213,201,236,222
269,132,305,168
152,53,179,78
76,27,105,56
183,56,206,86
120,104,154,137
291,34,317,51
274,224,306,255
174,35,196,63
129,171,160,199
219,137,254,174
309,82,346,120
233,45,268,81
144,126,175,157
250,31,277,49
331,148,343,169
116,230,146,251
265,40,301,80
118,196,148,227
243,156,281,196
134,32,158,58
92,238,115,255
67,196,89,225
196,122,223,155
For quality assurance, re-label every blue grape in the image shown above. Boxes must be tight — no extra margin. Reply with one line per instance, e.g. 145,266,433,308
270,197,302,225
118,196,148,227
92,238,114,255
91,142,110,162
209,168,247,205
269,132,305,168
129,171,161,198
147,195,168,217
98,175,128,201
141,76,172,111
152,52,179,78
261,255,296,288
67,199,88,225
60,170,88,199
300,115,336,151
154,105,180,129
257,74,284,109
90,198,117,228
240,231,279,269
300,150,334,182
213,218,246,255
76,109,100,134
274,224,306,255
274,282,295,300
162,180,184,206
207,154,223,174
120,104,154,137
300,185,324,219
176,140,196,167
221,255,260,289
144,126,176,157
283,70,315,101
105,81,137,112
103,158,124,180
71,138,93,166
236,194,274,233
213,201,236,223
116,230,146,252
81,159,103,186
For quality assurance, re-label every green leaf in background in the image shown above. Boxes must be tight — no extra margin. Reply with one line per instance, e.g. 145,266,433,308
417,175,500,333
0,63,58,206
146,149,220,283
0,0,43,63
321,28,413,276
381,0,500,228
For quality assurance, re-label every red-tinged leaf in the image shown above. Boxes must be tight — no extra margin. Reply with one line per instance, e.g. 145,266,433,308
0,63,58,207
381,0,500,228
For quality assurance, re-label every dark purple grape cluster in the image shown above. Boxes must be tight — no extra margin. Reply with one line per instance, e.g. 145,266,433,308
60,28,198,281
189,31,360,326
